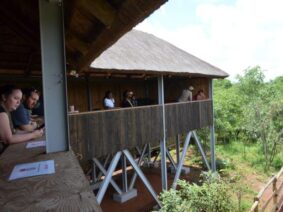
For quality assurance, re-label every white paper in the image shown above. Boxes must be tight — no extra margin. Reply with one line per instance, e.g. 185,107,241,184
26,140,46,149
9,160,55,181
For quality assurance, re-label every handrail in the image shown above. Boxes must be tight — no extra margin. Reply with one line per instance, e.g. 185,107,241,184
250,167,283,212
69,100,213,159
68,99,213,116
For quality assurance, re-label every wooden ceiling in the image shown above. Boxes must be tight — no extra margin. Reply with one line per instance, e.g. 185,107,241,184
0,0,167,76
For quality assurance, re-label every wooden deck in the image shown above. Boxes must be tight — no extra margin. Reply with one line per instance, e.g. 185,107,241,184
69,100,213,160
0,142,101,212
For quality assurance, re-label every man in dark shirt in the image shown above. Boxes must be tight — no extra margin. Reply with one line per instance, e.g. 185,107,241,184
11,87,40,132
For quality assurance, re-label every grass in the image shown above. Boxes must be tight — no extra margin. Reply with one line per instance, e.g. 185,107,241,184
215,141,281,211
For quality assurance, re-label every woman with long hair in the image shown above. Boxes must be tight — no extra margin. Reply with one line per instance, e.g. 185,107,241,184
0,85,43,154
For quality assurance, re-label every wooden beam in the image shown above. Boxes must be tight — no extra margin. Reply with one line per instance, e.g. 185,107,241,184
79,0,117,27
0,6,39,49
24,52,34,76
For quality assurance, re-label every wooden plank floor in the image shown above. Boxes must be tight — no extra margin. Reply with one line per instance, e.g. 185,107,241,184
0,142,101,212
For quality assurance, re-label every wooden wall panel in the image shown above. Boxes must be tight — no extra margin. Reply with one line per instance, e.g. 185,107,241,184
69,105,163,159
69,100,212,160
68,80,88,112
165,100,213,137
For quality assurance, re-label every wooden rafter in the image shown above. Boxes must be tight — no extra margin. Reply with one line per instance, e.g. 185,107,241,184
0,6,39,49
75,0,167,72
79,0,117,27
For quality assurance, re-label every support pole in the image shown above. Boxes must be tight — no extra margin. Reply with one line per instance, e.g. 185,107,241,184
39,0,69,153
121,154,128,192
92,158,122,195
96,152,122,204
172,132,192,189
85,74,93,111
176,135,180,165
129,144,148,189
209,79,216,171
158,75,167,190
192,131,211,170
123,150,161,207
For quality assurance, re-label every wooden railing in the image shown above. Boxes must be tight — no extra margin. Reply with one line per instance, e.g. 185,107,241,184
69,100,212,159
250,167,283,212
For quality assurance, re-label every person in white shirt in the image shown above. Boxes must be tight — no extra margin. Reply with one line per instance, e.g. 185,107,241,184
178,86,194,102
103,91,115,109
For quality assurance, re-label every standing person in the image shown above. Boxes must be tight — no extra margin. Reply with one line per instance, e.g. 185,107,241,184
11,87,41,132
0,85,43,153
122,90,134,107
103,91,115,109
178,86,194,102
130,91,138,106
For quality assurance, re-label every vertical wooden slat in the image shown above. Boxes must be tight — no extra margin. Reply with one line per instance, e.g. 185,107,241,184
69,100,213,159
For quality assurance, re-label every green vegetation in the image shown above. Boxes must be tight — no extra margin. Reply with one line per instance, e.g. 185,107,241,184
159,172,235,212
159,67,283,211
214,66,283,171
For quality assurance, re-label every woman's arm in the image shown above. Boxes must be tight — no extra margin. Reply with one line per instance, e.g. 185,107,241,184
0,113,43,144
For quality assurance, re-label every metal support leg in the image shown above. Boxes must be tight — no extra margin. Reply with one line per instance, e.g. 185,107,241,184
209,79,216,172
166,148,177,171
210,126,216,171
97,155,111,180
176,134,180,165
192,131,211,170
121,154,128,192
123,149,161,207
172,132,192,189
160,138,167,190
92,159,97,183
135,146,142,156
96,152,122,204
129,144,148,189
153,151,160,163
92,158,122,195
147,143,152,164
113,152,137,203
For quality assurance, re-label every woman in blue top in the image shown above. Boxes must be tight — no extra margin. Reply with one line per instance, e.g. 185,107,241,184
0,85,43,153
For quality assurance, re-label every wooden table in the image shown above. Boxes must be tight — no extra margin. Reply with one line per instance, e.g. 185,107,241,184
0,142,102,212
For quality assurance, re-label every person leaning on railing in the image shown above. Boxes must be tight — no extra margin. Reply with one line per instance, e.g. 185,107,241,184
0,85,44,154
178,86,194,102
11,87,42,132
194,89,207,101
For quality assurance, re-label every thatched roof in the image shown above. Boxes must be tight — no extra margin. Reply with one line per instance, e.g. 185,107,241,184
90,30,228,78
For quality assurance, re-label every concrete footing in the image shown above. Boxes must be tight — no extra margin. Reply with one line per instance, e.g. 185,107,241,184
113,189,137,203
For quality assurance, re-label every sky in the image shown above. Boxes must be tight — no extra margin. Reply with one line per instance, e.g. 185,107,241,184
135,0,283,81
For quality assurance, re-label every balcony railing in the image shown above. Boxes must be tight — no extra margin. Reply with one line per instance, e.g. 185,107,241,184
69,100,213,159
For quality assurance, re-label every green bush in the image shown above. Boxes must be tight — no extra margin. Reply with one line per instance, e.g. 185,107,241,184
158,172,235,212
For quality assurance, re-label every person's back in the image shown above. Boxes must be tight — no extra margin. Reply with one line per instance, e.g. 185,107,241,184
178,86,194,102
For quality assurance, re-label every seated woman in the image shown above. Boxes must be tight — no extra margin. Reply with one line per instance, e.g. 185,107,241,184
103,91,115,109
0,85,43,154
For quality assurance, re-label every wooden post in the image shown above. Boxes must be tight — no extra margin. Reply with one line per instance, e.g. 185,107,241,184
273,178,278,211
